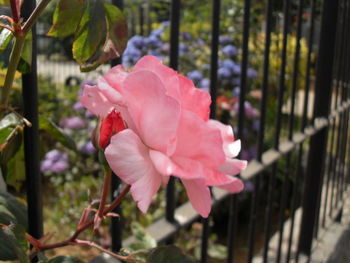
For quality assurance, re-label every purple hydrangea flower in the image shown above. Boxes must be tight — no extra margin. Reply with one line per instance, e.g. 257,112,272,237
232,87,240,98
245,181,255,192
181,32,192,41
80,141,96,155
200,78,210,89
51,160,69,173
129,35,144,49
232,102,259,118
222,44,238,57
73,102,84,111
45,149,62,162
41,150,69,173
40,159,53,173
60,117,86,130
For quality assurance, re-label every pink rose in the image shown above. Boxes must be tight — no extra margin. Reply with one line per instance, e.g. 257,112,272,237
80,55,247,218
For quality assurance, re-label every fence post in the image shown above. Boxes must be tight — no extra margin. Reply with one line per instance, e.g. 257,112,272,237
298,0,339,256
21,0,43,242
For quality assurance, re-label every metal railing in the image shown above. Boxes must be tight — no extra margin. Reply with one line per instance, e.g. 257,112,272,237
22,0,350,262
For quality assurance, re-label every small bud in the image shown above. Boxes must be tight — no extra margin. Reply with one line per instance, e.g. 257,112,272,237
93,110,126,149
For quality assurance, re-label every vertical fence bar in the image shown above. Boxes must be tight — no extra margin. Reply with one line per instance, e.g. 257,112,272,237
166,0,180,223
227,0,250,262
298,0,339,255
286,0,317,259
21,0,43,242
200,1,221,262
110,0,124,253
263,0,291,262
276,0,305,262
246,1,273,262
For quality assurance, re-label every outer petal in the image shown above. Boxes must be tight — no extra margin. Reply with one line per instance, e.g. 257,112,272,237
97,76,124,105
104,64,128,94
208,120,241,158
175,110,225,169
80,85,114,117
182,178,211,218
122,70,181,155
178,75,211,121
133,55,181,101
205,169,245,193
149,150,205,180
217,158,248,176
105,129,161,213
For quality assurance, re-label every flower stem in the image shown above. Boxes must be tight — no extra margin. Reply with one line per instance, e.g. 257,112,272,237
30,185,131,255
74,239,149,263
9,0,19,23
97,169,112,219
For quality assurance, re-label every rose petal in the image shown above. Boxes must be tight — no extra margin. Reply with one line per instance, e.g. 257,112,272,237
182,178,211,218
105,129,161,213
217,158,248,176
205,170,244,193
123,70,181,155
80,85,114,117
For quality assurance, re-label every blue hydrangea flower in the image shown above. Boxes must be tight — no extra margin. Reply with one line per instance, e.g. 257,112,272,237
247,68,258,79
187,70,203,83
219,35,232,45
218,67,232,79
222,44,238,57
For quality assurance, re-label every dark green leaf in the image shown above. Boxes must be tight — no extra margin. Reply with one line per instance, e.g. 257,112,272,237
147,245,195,263
47,0,86,38
0,28,13,54
73,1,106,65
39,116,77,151
47,255,84,263
0,191,27,227
0,224,28,262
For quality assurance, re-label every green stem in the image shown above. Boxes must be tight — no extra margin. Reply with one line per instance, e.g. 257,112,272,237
1,35,25,113
22,0,53,35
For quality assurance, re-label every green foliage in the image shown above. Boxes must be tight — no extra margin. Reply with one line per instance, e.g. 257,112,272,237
0,0,9,6
0,224,28,263
48,0,127,71
39,115,77,152
128,222,157,251
47,256,84,263
0,28,13,54
0,191,28,262
146,245,195,263
0,112,25,165
17,31,33,74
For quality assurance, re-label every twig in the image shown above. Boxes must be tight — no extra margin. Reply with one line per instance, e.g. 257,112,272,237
74,239,149,263
22,0,52,34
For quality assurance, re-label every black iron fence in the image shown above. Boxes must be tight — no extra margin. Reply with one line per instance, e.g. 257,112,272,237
21,0,350,262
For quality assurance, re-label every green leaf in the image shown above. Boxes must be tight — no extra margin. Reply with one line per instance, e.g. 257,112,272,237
39,116,77,151
0,224,28,262
17,31,32,74
0,113,25,164
129,222,156,251
49,0,127,71
6,143,25,192
0,28,13,54
72,0,106,66
147,245,195,263
47,0,86,38
207,244,228,260
47,256,84,263
0,191,27,227
79,2,127,71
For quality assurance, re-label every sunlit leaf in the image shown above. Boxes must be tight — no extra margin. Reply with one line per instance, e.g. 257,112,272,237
48,0,127,71
6,143,25,191
208,244,228,260
0,0,9,6
0,113,25,164
72,0,106,65
0,28,13,54
47,0,86,38
39,116,77,151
